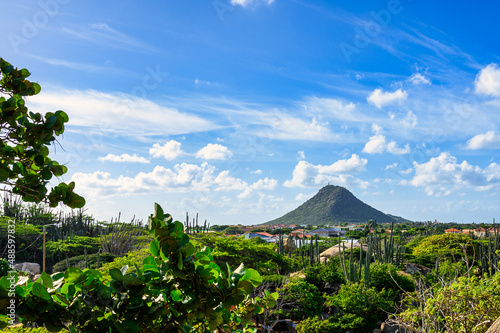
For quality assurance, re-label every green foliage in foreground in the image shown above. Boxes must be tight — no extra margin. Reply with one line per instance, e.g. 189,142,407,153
3,327,67,332
412,233,474,266
0,58,84,208
0,204,278,332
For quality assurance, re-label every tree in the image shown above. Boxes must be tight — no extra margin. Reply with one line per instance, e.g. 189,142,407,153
0,58,84,208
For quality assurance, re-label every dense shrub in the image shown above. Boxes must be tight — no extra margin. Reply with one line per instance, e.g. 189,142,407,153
304,258,345,290
0,259,9,278
296,315,363,333
276,279,323,320
45,236,101,264
325,282,395,332
392,273,500,333
369,262,415,295
3,327,67,332
411,233,474,266
52,252,117,272
97,247,150,281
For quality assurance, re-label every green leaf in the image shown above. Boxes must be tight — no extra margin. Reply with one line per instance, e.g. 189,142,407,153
171,289,182,302
241,269,262,288
0,169,8,182
150,240,160,256
114,319,139,333
45,115,57,129
32,282,51,301
109,268,123,282
154,203,164,220
39,272,53,289
64,267,83,284
55,110,69,122
123,275,143,289
32,82,41,94
177,252,183,270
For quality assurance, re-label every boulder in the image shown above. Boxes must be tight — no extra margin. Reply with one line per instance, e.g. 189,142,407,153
13,262,40,275
381,322,399,333
486,316,500,332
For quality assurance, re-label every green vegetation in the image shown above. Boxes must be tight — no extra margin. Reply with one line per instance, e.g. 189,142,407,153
276,279,324,320
0,58,84,208
0,204,277,332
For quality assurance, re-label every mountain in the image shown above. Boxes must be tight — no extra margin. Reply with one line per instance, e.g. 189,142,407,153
266,185,407,226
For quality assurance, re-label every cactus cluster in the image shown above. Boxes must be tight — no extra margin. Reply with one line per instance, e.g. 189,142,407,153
339,221,404,286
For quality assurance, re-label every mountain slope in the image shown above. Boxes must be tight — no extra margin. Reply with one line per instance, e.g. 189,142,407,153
267,185,404,225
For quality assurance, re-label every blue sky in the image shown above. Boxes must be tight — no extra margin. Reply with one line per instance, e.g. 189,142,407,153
2,0,500,225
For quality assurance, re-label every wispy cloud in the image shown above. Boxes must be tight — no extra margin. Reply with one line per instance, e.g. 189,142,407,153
30,88,219,139
367,88,408,109
62,23,158,53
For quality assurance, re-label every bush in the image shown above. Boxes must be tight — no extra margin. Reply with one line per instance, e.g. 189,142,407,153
3,327,67,332
0,259,9,278
325,282,395,332
276,279,323,320
304,258,345,290
391,273,500,333
369,262,415,295
45,236,101,264
411,233,474,266
52,252,117,272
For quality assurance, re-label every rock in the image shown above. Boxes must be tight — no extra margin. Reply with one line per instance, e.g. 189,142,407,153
270,319,296,332
486,316,500,332
373,329,382,333
13,262,40,275
381,322,399,333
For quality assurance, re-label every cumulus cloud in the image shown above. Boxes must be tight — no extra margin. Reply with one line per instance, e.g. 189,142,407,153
362,125,410,155
196,144,233,160
149,140,184,160
98,153,149,163
231,0,274,7
400,153,500,196
283,154,368,188
237,177,278,198
367,88,408,109
465,131,500,150
408,73,431,85
71,162,252,197
474,63,500,97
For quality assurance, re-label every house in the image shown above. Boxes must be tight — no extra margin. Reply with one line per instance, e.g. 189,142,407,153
445,228,461,234
475,227,487,238
310,228,343,237
462,229,474,235
245,232,277,243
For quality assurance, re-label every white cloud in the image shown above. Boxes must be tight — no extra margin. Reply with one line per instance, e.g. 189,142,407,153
237,177,278,198
98,153,149,164
196,144,233,160
465,131,500,150
400,152,500,196
231,0,274,7
71,162,251,197
362,125,410,155
474,63,500,97
367,88,408,109
150,140,184,160
30,88,217,138
297,151,306,160
250,169,263,175
256,114,337,142
284,154,368,188
408,73,431,85
385,162,398,170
